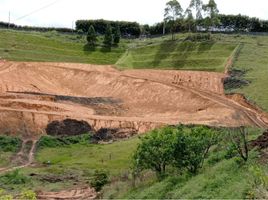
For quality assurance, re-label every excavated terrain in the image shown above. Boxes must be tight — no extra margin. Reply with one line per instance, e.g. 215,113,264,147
0,60,267,138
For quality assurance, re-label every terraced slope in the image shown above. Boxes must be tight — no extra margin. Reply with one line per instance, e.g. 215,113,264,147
116,40,237,72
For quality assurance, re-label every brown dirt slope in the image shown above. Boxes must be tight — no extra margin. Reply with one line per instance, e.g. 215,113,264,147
0,61,267,136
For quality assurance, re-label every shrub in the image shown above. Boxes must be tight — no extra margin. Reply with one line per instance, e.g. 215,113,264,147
0,170,30,185
91,170,109,192
87,25,97,46
0,136,22,152
103,24,113,47
20,190,36,200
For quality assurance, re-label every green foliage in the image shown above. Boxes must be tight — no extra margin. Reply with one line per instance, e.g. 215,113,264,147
19,190,36,200
133,126,218,176
75,19,140,37
185,33,212,41
0,136,21,152
37,134,91,149
114,25,121,45
91,170,109,191
164,0,183,40
103,24,113,47
0,170,30,186
133,127,178,176
86,25,97,46
173,126,218,174
203,0,220,28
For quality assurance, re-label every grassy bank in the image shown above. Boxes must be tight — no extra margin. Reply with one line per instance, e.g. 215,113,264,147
0,29,125,64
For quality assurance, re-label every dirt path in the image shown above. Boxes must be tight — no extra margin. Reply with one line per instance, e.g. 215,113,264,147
37,187,97,200
0,139,37,174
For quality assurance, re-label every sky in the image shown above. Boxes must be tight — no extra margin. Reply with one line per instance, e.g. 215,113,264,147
0,0,268,28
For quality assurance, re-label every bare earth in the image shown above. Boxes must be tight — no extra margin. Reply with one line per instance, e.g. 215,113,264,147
0,61,267,137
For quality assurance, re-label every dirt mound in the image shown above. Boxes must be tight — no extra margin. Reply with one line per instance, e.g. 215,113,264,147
37,187,97,200
251,130,268,149
92,127,137,143
46,119,92,136
0,61,267,137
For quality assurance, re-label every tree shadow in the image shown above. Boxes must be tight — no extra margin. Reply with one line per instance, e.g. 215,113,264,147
152,40,177,67
100,46,112,53
83,44,96,55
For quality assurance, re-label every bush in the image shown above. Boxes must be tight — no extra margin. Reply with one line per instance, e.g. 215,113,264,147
133,125,219,177
91,170,109,192
0,170,30,186
20,190,36,200
0,136,22,152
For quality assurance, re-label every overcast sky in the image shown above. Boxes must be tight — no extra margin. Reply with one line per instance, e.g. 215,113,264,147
0,0,268,28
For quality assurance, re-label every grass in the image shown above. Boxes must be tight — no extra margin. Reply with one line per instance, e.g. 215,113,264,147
104,150,259,199
222,34,268,111
0,29,125,64
116,38,237,72
35,137,139,175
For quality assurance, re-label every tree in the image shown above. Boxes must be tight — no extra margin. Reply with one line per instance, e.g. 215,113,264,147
86,25,97,46
184,8,194,32
226,127,249,162
103,24,113,47
188,0,203,31
113,25,121,45
133,127,179,178
91,170,109,191
173,126,218,174
189,0,203,20
164,0,183,40
203,0,220,29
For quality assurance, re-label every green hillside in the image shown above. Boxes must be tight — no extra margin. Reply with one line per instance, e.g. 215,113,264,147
223,34,268,111
0,29,125,64
116,40,237,72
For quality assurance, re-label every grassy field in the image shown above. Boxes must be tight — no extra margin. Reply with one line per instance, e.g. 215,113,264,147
35,137,139,175
0,29,125,64
222,34,268,111
116,39,237,72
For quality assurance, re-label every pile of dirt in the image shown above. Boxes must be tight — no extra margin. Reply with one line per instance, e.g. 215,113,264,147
251,130,268,149
0,61,267,137
46,119,92,136
92,127,137,143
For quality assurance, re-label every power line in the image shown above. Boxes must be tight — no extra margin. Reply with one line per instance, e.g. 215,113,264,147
15,0,61,21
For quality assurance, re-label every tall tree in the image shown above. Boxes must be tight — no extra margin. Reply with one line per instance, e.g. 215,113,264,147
203,0,220,29
113,25,121,45
164,0,183,40
184,8,194,32
103,24,113,47
86,25,97,46
188,0,203,31
189,0,203,20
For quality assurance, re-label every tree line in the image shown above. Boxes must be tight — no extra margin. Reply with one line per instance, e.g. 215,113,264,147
76,19,140,37
0,21,74,33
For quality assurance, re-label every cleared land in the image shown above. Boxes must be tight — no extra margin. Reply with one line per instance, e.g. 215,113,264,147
0,61,267,138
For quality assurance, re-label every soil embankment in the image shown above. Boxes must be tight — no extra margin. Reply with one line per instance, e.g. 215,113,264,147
0,61,267,137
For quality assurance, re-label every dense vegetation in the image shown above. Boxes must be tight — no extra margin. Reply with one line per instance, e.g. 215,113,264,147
1,126,266,199
76,19,140,37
